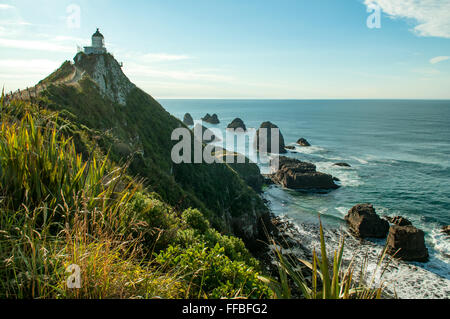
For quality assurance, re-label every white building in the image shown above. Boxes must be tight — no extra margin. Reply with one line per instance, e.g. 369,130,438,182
84,28,107,55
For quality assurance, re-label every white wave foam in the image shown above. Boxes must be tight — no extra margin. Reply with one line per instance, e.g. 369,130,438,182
315,162,363,187
430,229,450,260
336,207,349,217
350,156,369,164
274,217,450,299
290,145,328,155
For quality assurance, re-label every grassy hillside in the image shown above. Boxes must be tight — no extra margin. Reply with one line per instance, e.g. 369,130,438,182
0,55,388,299
0,53,276,299
38,61,75,85
0,95,271,299
37,54,272,251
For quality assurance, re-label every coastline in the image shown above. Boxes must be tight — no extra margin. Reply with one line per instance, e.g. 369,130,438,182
260,187,450,299
163,99,450,299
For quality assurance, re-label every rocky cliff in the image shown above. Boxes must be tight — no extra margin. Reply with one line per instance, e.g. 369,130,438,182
35,53,274,252
74,52,135,105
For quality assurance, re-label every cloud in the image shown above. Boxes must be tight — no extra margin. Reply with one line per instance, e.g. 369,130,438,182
0,4,14,10
0,37,74,53
0,58,62,93
0,3,31,27
412,67,440,76
0,59,60,72
365,0,450,38
430,56,450,64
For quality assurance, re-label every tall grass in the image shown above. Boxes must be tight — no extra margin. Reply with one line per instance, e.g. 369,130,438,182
264,216,392,299
0,98,185,298
0,199,185,299
0,98,266,299
0,106,108,214
1,95,393,300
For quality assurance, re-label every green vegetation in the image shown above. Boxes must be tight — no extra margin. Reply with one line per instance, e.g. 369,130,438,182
0,55,392,299
39,67,269,241
0,97,268,299
39,61,75,85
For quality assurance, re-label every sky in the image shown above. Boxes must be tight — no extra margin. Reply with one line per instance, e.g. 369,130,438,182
0,0,450,99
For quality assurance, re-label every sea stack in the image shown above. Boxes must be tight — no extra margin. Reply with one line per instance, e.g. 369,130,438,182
386,225,429,262
385,216,413,227
202,113,220,124
183,113,194,126
345,204,389,238
297,138,311,147
255,122,287,154
269,156,339,190
227,118,247,131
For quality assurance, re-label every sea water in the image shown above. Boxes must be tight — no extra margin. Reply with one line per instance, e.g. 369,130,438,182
161,99,450,299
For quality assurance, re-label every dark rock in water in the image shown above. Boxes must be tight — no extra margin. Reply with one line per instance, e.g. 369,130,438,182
269,156,339,190
285,146,296,150
183,113,194,126
297,138,311,147
333,177,341,182
255,122,287,154
227,118,247,131
386,225,429,262
202,113,220,124
193,123,221,143
345,204,389,238
334,162,351,168
385,216,413,227
442,225,450,235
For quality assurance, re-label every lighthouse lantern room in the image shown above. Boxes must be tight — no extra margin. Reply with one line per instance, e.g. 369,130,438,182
84,28,107,55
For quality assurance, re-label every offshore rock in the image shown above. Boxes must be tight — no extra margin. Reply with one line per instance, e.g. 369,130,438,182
269,157,339,190
345,204,389,238
227,118,247,131
183,113,194,126
385,216,413,227
297,138,311,147
202,113,220,124
386,225,429,262
255,122,287,154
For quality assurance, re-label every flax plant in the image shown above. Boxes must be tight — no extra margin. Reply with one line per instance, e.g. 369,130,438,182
264,216,392,299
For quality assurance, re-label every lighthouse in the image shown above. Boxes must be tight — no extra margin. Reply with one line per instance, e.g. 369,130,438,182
84,28,107,55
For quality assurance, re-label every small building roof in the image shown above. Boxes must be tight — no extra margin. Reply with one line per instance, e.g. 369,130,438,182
93,28,104,38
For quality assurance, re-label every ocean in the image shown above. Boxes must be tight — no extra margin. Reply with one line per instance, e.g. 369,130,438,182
160,99,450,299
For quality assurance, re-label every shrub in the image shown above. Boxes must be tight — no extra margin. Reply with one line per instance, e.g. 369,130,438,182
182,208,210,233
155,243,270,299
0,97,272,299
126,191,180,251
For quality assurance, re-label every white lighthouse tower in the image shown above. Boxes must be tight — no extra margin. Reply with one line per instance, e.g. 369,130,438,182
84,28,107,55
